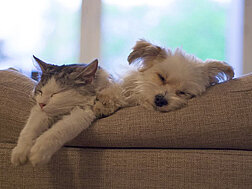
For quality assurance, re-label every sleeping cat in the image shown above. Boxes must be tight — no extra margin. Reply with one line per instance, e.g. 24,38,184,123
11,56,111,166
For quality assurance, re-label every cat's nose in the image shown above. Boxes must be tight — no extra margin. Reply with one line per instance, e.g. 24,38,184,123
39,103,46,109
154,94,168,107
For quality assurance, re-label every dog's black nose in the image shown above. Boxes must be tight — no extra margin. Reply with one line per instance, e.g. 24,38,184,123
154,94,168,107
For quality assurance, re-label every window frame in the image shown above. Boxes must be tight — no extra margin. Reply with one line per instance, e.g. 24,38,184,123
243,0,252,74
80,0,251,76
80,0,101,63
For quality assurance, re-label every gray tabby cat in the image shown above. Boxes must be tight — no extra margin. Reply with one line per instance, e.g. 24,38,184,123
11,56,110,166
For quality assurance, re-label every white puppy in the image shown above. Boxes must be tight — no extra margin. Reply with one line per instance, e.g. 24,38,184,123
94,40,234,115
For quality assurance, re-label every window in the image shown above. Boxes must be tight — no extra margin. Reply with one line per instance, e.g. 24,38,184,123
0,0,81,76
98,0,244,76
0,0,249,77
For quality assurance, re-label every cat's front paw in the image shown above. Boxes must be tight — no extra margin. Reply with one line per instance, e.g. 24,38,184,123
11,144,32,166
29,140,55,166
93,101,116,117
94,93,123,117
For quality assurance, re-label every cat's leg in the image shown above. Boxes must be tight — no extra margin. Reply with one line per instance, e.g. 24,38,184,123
29,106,95,166
94,84,127,117
11,106,50,166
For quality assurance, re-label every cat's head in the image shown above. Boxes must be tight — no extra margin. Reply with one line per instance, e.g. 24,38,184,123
33,56,98,115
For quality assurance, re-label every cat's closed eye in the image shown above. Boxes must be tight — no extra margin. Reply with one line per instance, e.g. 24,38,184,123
37,90,42,95
50,89,67,97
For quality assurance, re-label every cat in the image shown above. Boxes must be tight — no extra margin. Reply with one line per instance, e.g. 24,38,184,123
11,56,111,166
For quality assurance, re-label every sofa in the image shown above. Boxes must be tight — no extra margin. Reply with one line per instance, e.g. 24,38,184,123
0,69,251,189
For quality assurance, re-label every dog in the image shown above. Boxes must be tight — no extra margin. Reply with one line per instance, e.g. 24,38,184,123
94,39,234,115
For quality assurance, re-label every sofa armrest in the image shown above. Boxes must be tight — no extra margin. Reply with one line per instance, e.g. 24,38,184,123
0,69,35,143
0,69,251,150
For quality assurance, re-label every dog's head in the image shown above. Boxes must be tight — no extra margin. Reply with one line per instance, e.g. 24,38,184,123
127,40,234,112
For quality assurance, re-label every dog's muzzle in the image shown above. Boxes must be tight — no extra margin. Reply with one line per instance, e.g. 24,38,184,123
154,94,168,107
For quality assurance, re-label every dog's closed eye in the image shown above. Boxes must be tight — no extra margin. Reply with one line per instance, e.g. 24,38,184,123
176,90,195,98
157,73,165,83
176,90,186,96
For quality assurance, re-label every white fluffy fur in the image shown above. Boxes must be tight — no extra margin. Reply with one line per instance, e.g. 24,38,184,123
95,40,234,115
12,40,235,166
11,57,115,166
12,77,97,166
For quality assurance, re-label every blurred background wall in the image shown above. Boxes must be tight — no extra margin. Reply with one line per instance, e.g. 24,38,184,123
0,0,250,77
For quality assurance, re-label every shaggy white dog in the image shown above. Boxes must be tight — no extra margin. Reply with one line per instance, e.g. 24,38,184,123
94,40,234,115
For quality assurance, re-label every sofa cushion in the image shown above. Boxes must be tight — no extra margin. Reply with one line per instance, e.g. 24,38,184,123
0,69,35,144
72,75,252,150
0,69,251,150
1,143,252,188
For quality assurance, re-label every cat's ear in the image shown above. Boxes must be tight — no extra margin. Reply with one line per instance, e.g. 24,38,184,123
77,59,98,83
33,55,50,72
82,59,98,77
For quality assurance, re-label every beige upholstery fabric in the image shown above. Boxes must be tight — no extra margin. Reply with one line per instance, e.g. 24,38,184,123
73,75,252,149
0,70,252,188
1,143,252,189
0,69,251,150
0,70,35,144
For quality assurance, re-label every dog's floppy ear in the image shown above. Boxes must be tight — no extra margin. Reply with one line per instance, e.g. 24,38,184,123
204,60,234,85
127,39,167,71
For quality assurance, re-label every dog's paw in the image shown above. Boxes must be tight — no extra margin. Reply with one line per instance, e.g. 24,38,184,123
11,144,32,166
29,140,54,166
